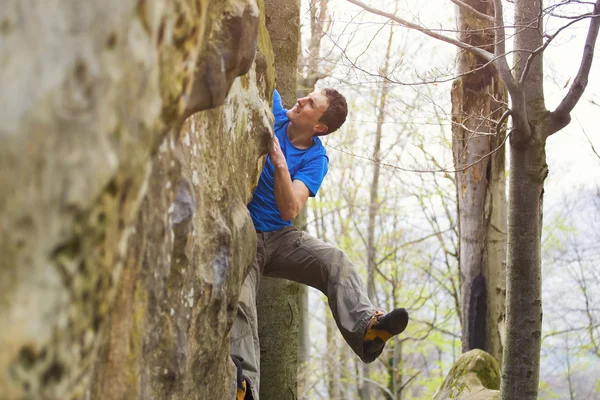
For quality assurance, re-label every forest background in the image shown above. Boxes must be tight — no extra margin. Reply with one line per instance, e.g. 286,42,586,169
292,0,600,398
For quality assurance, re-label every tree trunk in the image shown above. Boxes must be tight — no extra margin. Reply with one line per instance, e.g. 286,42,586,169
257,0,301,399
501,142,546,399
296,3,329,394
360,23,394,400
451,0,507,363
340,347,352,400
326,312,341,400
501,0,547,398
298,0,329,97
296,208,310,397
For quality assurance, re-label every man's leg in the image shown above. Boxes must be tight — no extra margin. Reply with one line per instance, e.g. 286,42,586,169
262,227,407,363
230,233,266,399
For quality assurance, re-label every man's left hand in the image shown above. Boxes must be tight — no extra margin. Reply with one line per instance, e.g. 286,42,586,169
269,135,287,170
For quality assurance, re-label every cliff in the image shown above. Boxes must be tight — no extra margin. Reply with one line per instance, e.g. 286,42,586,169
0,0,274,398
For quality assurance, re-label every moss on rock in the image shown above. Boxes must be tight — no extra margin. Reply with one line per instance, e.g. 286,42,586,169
434,349,501,400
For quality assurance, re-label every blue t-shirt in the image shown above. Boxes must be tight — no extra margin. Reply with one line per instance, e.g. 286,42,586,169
248,89,329,231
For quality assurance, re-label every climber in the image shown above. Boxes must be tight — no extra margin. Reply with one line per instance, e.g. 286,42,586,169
230,88,409,400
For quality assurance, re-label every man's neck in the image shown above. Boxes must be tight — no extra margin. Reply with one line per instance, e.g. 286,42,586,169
286,123,314,149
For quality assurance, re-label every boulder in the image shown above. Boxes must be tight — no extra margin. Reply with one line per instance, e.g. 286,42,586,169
433,349,501,400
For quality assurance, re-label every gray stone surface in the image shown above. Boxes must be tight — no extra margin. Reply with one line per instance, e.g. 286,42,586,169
0,0,274,398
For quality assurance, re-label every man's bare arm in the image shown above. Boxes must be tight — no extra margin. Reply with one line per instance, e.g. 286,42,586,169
269,136,310,220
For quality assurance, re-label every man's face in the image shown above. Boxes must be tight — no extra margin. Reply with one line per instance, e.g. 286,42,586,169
287,91,330,134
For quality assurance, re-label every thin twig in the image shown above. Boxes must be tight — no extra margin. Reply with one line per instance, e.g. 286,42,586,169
496,109,513,134
346,0,495,62
520,13,598,85
574,115,600,163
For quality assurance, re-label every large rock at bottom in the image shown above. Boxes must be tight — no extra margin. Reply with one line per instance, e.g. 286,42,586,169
434,349,500,400
0,0,275,398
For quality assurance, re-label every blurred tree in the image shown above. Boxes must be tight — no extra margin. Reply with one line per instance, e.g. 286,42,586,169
451,0,507,363
257,0,301,399
296,1,331,397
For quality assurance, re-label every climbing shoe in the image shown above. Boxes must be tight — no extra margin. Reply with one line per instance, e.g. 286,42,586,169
364,308,409,356
231,355,246,400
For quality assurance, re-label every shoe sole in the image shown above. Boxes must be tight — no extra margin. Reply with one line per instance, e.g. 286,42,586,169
378,308,409,335
363,308,409,359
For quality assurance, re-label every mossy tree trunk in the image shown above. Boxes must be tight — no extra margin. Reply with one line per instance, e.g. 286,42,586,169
256,0,301,399
451,0,507,364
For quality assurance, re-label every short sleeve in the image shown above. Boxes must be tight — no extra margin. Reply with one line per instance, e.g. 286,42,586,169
272,89,288,126
293,155,329,197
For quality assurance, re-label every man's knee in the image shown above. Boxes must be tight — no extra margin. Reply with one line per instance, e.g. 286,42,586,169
326,247,359,284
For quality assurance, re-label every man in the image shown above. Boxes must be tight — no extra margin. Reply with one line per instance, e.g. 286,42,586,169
231,88,409,400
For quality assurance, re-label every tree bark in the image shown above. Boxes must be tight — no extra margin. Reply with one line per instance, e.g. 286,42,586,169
501,142,546,399
501,1,547,398
257,0,301,399
451,0,507,363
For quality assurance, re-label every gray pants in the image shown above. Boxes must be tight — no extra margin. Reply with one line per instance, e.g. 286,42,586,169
230,227,381,399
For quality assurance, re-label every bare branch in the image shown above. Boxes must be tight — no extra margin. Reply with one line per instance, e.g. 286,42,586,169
411,318,461,339
545,0,598,19
450,0,495,22
345,0,523,100
397,371,423,393
328,130,510,174
492,0,521,95
360,377,395,398
543,322,600,340
496,109,513,134
345,0,495,62
551,0,600,134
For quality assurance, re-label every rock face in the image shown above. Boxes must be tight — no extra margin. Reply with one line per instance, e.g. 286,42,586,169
434,349,501,400
0,0,274,399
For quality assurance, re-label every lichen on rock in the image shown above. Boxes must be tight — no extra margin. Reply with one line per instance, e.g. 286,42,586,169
434,349,501,400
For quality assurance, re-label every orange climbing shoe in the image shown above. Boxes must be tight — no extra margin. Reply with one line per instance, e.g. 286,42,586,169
364,308,409,356
237,380,247,400
232,355,247,400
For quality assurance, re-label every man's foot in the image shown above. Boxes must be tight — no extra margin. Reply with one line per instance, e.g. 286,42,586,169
231,355,247,400
364,308,409,355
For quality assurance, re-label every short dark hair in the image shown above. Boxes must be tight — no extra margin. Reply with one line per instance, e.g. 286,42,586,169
318,88,348,135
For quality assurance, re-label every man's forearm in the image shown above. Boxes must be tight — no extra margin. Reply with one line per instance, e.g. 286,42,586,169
273,165,301,221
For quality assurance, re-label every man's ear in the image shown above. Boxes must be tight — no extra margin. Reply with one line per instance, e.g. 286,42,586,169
313,124,328,134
